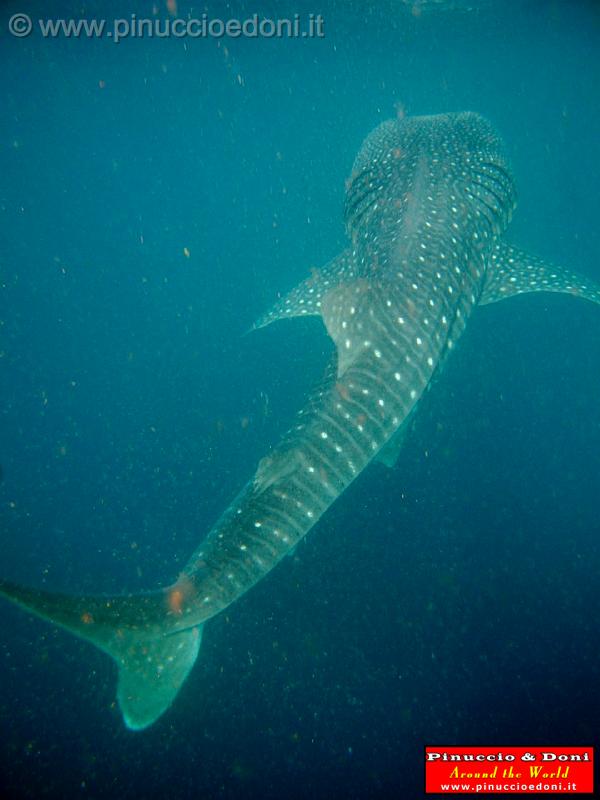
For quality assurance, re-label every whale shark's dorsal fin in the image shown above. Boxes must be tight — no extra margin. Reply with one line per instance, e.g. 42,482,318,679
481,242,600,306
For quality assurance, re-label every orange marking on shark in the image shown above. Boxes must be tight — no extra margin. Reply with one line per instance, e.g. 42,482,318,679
167,575,196,616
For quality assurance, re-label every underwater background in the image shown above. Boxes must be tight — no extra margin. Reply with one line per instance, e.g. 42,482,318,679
0,1,598,797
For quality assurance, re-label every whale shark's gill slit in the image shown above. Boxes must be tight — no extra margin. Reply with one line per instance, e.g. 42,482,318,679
470,160,512,184
469,171,510,205
466,190,503,226
468,167,516,228
344,177,383,232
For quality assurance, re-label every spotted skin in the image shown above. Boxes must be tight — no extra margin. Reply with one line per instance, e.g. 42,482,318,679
253,250,355,329
481,242,600,305
1,112,598,730
180,113,516,620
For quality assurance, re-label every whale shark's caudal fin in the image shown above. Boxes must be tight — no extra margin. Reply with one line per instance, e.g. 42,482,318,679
114,626,202,731
0,578,203,730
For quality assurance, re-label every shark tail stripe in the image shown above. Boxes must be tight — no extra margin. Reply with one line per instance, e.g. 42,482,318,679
0,578,203,730
481,243,600,306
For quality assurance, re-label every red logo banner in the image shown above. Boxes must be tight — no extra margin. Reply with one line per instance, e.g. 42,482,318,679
425,746,594,794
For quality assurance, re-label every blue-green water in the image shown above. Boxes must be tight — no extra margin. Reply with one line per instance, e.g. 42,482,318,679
0,1,598,798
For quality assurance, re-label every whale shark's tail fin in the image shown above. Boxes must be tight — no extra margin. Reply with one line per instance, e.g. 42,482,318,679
113,625,202,731
0,578,203,730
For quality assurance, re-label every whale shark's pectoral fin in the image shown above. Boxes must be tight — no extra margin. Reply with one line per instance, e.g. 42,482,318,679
252,248,373,377
480,243,600,307
252,249,356,330
0,578,203,730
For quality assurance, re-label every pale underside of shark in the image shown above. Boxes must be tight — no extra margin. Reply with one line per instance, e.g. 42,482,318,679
1,112,598,730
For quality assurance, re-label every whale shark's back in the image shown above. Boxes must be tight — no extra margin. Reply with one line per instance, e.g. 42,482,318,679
344,112,517,276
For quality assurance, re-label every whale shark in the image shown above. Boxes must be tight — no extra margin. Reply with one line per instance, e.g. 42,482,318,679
1,112,598,730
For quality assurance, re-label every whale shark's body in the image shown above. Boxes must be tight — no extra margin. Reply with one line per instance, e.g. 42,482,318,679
1,112,598,730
